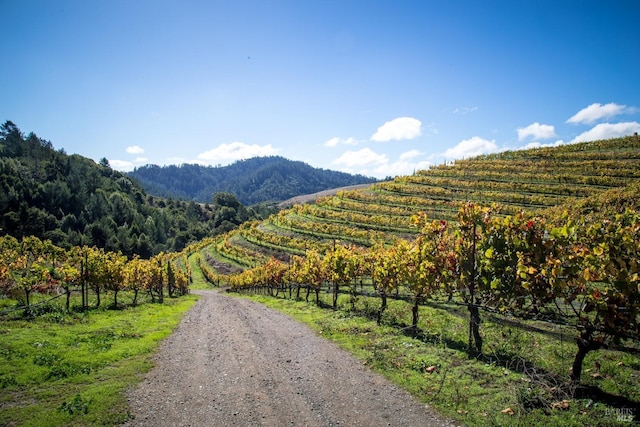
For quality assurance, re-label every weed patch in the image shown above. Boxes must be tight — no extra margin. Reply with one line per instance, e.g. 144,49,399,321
57,394,89,415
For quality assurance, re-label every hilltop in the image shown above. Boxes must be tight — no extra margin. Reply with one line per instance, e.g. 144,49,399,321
128,157,378,206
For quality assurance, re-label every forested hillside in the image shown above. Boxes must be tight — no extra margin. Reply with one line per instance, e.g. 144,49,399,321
0,121,256,256
128,156,378,205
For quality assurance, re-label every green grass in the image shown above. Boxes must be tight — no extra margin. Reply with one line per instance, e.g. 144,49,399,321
0,293,198,426
241,291,640,426
188,252,216,290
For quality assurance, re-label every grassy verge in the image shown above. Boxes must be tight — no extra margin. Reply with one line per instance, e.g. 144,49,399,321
241,291,639,426
0,293,198,426
188,252,214,290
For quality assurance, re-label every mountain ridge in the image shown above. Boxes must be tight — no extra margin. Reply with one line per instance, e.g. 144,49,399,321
128,156,378,205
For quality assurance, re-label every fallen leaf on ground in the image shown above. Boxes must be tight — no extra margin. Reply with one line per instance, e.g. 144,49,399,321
501,407,515,415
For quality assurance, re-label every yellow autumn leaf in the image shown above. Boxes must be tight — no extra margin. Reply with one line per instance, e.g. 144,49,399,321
583,268,593,281
484,247,494,259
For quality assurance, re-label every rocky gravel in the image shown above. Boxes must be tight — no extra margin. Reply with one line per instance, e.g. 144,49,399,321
124,290,457,426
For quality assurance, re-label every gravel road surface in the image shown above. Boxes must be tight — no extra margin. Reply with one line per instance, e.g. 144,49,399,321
124,290,456,426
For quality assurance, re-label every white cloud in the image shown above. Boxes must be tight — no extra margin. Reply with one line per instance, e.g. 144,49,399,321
197,142,280,163
424,122,438,136
324,137,340,147
332,148,433,179
520,140,564,150
443,136,498,159
371,117,422,142
126,145,145,154
373,158,432,178
110,156,148,172
332,148,387,168
324,136,358,147
569,122,640,143
566,103,627,125
517,122,557,141
453,106,478,115
399,149,424,161
110,159,134,172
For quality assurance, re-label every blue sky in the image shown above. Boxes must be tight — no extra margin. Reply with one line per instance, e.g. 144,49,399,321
2,0,639,178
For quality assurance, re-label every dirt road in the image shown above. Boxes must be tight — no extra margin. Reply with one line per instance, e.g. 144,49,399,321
124,290,455,426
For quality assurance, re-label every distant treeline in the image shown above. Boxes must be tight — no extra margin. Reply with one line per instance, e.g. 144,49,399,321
128,156,378,205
